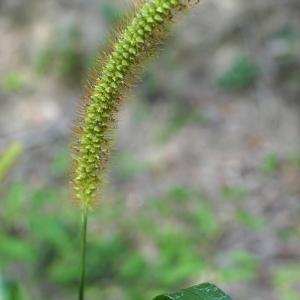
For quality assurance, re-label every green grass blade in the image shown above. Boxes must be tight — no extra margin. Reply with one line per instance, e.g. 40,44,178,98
0,142,23,181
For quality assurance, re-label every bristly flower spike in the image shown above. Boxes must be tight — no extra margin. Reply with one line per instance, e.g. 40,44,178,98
72,0,201,210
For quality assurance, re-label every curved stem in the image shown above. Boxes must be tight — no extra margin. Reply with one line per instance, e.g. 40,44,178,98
79,207,88,300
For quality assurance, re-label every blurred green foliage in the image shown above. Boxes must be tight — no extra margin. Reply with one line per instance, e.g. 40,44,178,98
274,26,300,65
271,26,300,95
273,264,300,300
1,148,297,299
222,186,247,201
0,158,262,300
157,103,205,142
51,148,70,176
217,55,258,91
1,73,27,93
0,142,23,181
35,25,85,82
0,277,26,300
112,151,151,181
100,0,123,25
262,153,281,176
235,209,266,230
220,250,259,282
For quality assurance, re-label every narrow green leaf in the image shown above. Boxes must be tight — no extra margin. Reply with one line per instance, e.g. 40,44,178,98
0,142,23,181
153,283,231,300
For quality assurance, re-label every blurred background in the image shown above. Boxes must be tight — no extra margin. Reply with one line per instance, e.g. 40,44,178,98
0,0,300,299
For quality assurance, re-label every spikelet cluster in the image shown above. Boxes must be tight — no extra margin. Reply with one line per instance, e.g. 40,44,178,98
72,0,199,209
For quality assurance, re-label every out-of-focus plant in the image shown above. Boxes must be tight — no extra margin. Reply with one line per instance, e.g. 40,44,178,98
0,277,25,300
35,25,85,82
0,142,23,182
262,152,281,176
100,0,123,25
273,264,300,300
1,73,27,93
217,54,258,91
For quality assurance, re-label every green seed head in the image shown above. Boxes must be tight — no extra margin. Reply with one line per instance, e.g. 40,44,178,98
71,0,200,209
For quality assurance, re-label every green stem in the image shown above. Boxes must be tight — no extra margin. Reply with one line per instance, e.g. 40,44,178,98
79,207,88,300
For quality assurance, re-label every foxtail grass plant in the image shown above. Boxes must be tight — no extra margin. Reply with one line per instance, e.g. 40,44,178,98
71,1,201,299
